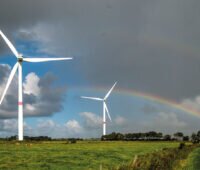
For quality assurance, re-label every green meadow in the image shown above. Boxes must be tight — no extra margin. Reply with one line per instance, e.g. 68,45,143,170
0,141,180,170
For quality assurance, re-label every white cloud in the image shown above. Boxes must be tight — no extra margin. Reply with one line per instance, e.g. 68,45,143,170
18,25,62,56
181,96,200,112
37,119,56,129
0,119,31,136
114,115,127,126
142,112,187,134
65,120,83,134
3,119,18,131
0,119,84,138
23,121,32,131
23,72,40,96
16,29,38,41
155,112,187,128
31,119,58,137
31,119,83,138
25,104,35,112
80,112,102,128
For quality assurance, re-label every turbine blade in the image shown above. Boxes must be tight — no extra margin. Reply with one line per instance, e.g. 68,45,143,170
104,82,117,100
81,96,103,101
0,30,19,57
104,102,112,122
23,57,73,62
0,62,19,104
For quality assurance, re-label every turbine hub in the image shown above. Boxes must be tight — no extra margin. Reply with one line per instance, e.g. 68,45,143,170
18,54,23,63
18,58,23,63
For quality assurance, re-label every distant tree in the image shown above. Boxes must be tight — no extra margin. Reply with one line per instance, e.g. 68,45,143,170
183,136,189,141
146,131,157,138
174,132,184,137
110,132,117,140
191,133,199,144
124,133,132,140
7,136,17,141
116,133,124,140
144,131,162,140
163,135,171,141
101,132,123,141
174,132,184,141
69,139,77,143
102,131,196,142
157,132,163,138
197,131,200,138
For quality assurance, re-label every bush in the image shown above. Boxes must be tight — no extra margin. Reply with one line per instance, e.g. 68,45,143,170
70,139,77,144
183,136,189,141
178,142,185,149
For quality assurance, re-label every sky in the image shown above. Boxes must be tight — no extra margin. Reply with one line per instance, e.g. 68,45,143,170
0,0,200,138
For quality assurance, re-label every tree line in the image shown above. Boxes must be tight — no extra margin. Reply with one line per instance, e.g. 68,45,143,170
0,135,83,142
101,131,200,143
0,131,200,143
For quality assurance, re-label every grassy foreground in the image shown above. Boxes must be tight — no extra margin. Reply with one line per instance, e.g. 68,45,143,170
0,141,180,170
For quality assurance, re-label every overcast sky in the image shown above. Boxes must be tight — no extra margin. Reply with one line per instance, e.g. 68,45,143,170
0,0,200,138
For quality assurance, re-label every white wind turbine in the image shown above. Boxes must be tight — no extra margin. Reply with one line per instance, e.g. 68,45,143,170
0,30,73,141
81,82,117,136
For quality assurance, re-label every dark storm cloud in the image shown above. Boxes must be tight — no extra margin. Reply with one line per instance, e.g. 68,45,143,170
0,0,200,101
0,64,10,83
1,94,18,112
141,104,159,114
23,94,37,105
31,73,66,116
24,72,66,117
38,73,56,87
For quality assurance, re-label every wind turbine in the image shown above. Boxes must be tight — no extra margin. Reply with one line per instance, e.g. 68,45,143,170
81,82,117,136
0,30,73,141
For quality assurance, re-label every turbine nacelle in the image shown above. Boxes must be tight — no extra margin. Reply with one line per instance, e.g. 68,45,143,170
18,54,23,62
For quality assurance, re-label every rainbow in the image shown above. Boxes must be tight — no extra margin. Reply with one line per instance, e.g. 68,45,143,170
74,36,200,117
76,86,200,118
114,89,199,117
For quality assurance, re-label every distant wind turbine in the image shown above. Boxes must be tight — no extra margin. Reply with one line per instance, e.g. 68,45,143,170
0,30,73,141
81,82,117,135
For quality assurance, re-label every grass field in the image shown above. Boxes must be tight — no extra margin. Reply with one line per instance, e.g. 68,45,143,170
0,141,181,170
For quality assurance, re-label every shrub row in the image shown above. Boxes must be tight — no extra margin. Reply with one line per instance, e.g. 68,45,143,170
115,143,198,170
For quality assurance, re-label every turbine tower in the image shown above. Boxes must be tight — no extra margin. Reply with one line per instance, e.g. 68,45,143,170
81,82,117,135
0,30,73,141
